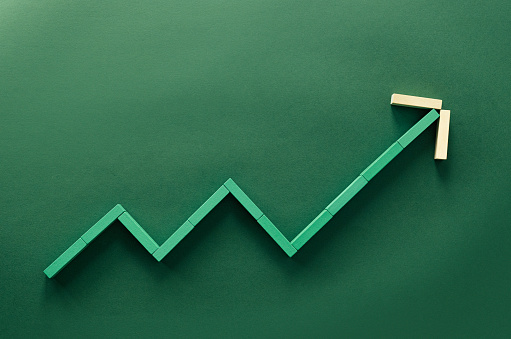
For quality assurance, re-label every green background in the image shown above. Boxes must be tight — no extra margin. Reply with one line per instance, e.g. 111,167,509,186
1,0,510,337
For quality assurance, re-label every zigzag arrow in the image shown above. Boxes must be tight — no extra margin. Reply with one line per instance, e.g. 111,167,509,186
44,103,444,278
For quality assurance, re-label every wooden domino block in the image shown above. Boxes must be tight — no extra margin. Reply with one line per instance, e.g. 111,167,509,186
326,176,368,216
434,110,451,160
397,109,440,148
118,212,159,254
153,221,194,262
81,204,125,244
44,238,87,278
391,93,442,110
256,215,297,257
361,142,403,181
188,186,229,226
291,210,333,250
223,178,263,220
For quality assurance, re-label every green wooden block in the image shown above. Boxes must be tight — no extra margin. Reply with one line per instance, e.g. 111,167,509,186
118,212,159,254
257,215,297,257
291,210,333,250
224,178,263,220
326,176,368,216
188,185,229,226
361,142,403,181
153,221,194,262
397,109,440,148
44,238,87,278
81,204,126,244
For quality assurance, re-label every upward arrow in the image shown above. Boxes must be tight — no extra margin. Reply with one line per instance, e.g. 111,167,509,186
44,107,441,279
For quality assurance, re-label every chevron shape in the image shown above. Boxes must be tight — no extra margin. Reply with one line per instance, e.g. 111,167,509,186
44,109,441,278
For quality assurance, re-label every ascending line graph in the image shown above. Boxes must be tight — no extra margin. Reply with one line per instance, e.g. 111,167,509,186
44,106,443,279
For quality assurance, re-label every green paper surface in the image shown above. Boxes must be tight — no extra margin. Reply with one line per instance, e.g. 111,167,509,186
2,0,511,337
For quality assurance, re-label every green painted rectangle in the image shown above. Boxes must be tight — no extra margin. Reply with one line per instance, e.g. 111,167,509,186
224,178,263,220
257,215,297,257
361,142,403,181
291,210,333,250
326,176,368,216
153,221,194,262
43,238,87,278
397,109,440,148
188,185,229,226
118,212,159,254
81,204,125,244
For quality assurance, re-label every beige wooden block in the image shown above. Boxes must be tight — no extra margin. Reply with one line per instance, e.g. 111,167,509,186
434,110,451,160
391,93,442,110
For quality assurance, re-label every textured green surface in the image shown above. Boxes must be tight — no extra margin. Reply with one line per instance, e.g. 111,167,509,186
2,0,511,337
153,221,194,262
81,204,125,243
361,142,404,181
43,239,87,278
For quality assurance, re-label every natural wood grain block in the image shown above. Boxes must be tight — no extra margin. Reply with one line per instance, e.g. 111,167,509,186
434,110,451,160
391,93,442,110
